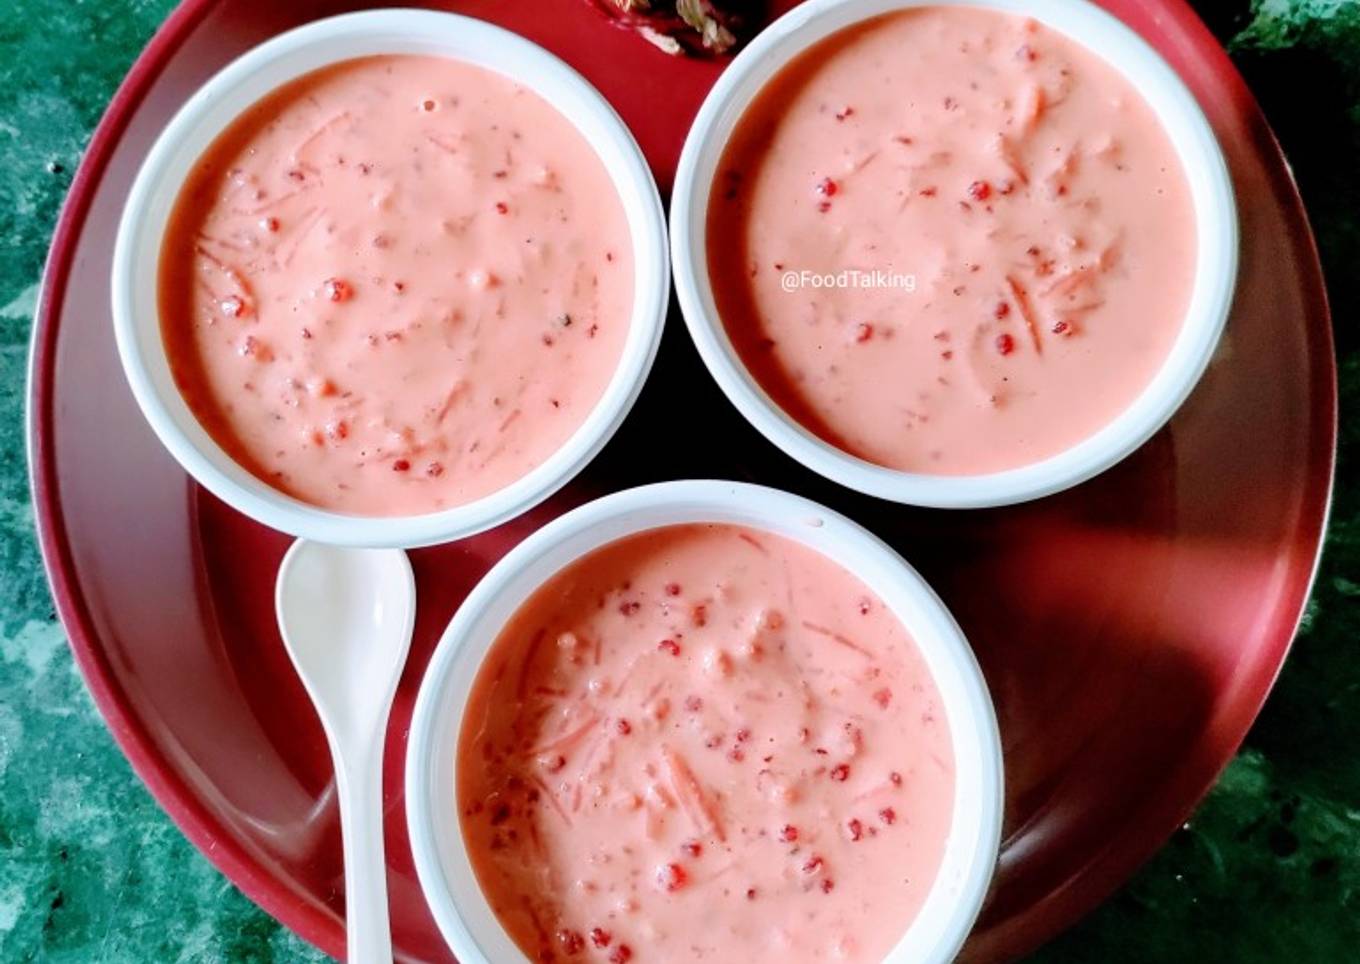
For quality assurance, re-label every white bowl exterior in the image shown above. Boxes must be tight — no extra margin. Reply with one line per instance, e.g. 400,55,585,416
671,0,1238,508
112,9,669,547
406,481,1004,964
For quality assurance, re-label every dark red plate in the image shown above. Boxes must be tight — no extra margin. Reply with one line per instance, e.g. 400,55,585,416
29,1,1335,961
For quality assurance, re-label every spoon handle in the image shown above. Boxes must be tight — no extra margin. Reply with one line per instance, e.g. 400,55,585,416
336,741,394,964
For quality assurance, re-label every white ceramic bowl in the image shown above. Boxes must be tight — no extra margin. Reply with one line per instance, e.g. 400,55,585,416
406,480,1003,964
671,0,1238,508
112,10,669,548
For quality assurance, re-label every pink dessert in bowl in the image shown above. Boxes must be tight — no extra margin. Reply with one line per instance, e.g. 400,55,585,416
160,54,632,516
406,482,1002,964
459,523,952,962
113,11,668,546
672,0,1236,507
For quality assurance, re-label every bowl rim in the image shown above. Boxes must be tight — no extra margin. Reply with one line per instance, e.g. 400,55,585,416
669,0,1239,508
110,8,669,548
405,479,1005,964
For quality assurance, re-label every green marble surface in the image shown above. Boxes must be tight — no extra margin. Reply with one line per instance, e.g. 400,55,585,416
0,0,1356,961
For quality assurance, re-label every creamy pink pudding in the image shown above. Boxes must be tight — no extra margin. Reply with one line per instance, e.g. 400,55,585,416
457,524,954,963
708,8,1196,474
160,55,632,515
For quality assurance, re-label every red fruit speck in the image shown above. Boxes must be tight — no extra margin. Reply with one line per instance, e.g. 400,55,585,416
880,807,897,825
323,278,352,302
682,840,703,858
616,718,632,736
392,459,411,472
684,695,703,712
609,946,633,964
847,818,863,842
727,746,745,763
873,687,893,709
994,301,1011,319
240,335,269,359
426,461,444,477
802,855,824,875
1052,320,1071,335
995,332,1016,356
220,295,247,318
779,824,799,843
968,180,992,201
835,105,855,121
665,582,682,596
260,216,280,233
735,728,752,742
657,862,687,891
890,771,903,786
495,201,509,214
854,323,874,343
746,887,758,900
590,928,612,948
816,176,839,197
556,929,585,955
830,763,850,782
658,638,681,657
821,878,836,894
816,200,832,213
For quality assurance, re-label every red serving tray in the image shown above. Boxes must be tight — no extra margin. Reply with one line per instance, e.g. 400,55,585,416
29,1,1335,961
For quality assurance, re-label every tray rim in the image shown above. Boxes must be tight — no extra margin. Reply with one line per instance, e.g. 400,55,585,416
24,0,1339,961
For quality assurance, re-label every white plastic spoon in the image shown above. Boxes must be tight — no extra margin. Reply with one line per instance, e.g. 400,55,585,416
275,540,416,964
